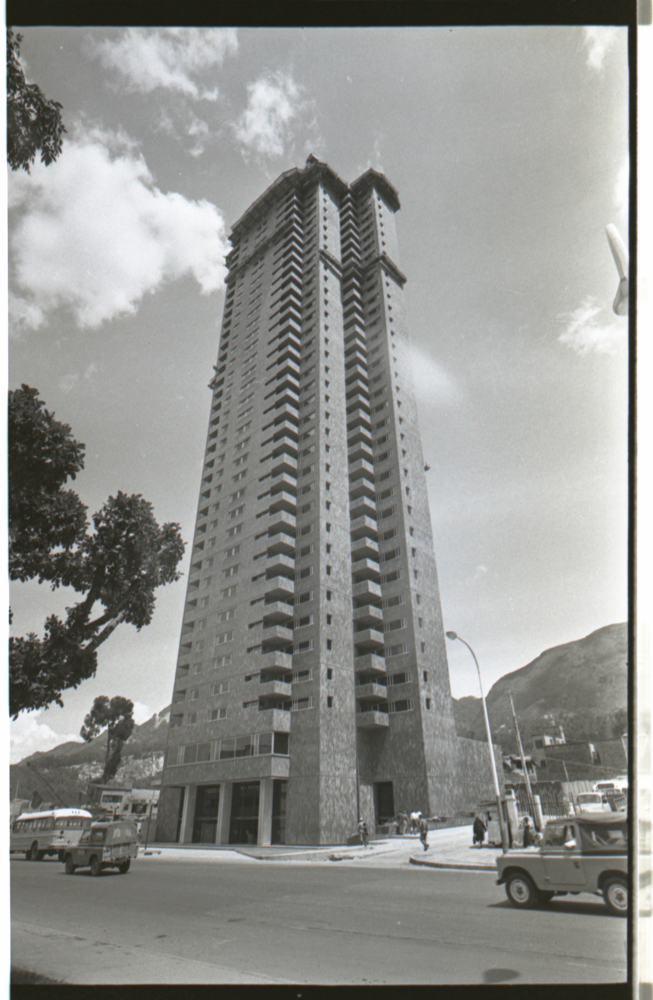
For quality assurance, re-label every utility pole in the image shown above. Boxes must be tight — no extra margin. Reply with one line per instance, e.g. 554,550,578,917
509,691,535,818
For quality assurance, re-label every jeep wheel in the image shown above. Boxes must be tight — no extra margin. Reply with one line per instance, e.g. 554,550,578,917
506,872,538,908
65,856,76,875
28,842,39,861
118,860,130,874
90,856,102,877
603,876,628,915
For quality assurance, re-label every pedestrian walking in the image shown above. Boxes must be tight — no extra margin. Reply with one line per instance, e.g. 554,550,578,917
358,818,369,848
473,815,487,848
395,812,409,836
417,815,429,851
409,810,421,834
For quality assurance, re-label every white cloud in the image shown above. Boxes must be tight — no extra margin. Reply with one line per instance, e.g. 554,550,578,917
9,126,229,332
410,344,463,406
233,73,303,158
557,296,626,355
583,27,619,71
59,362,99,395
131,702,153,726
10,711,83,765
92,28,238,100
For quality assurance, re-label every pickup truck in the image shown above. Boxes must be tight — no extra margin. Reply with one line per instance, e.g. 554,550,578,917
62,820,139,876
496,812,627,915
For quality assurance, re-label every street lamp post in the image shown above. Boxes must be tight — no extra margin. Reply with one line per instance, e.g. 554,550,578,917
446,631,509,853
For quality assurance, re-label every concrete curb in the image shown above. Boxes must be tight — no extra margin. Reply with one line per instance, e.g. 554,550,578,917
409,856,496,872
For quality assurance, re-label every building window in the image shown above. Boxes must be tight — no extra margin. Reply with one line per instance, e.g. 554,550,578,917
327,668,333,679
209,707,227,721
327,696,334,708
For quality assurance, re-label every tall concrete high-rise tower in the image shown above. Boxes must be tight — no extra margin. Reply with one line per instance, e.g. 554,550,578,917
156,157,498,847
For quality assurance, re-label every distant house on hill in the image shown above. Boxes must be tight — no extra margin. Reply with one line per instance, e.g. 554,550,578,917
528,734,628,783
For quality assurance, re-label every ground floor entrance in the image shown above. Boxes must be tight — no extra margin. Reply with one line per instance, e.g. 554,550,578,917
168,777,288,847
192,785,220,844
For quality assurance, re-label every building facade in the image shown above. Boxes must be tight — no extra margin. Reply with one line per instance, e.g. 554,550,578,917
156,156,499,847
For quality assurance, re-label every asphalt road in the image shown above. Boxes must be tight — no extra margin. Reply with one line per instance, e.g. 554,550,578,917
11,854,628,985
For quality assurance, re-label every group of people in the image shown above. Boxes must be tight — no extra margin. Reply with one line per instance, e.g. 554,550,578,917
472,812,541,848
358,811,430,851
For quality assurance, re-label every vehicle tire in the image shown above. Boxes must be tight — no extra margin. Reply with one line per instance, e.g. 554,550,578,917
28,842,39,861
118,860,130,874
64,856,76,875
505,872,538,908
536,890,555,904
603,876,628,915
90,856,102,877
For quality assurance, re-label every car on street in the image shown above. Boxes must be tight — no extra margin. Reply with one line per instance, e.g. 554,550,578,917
62,820,139,876
496,812,628,915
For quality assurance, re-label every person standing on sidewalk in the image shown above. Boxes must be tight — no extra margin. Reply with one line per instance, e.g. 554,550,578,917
473,815,487,848
417,815,429,851
358,818,369,848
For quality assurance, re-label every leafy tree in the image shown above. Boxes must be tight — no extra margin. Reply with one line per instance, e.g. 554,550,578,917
7,27,66,172
9,386,185,719
81,696,135,783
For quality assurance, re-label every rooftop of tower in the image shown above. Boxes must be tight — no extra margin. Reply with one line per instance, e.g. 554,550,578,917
229,155,400,240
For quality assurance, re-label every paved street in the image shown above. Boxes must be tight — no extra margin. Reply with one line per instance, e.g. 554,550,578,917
11,839,627,985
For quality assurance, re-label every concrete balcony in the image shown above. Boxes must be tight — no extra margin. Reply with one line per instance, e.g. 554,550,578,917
345,377,370,400
356,710,389,729
347,409,372,433
257,708,291,732
347,426,373,448
266,551,295,576
348,458,375,482
351,558,381,584
355,682,389,701
258,650,293,675
271,373,300,398
266,533,295,558
263,576,294,600
262,601,294,625
352,579,382,603
268,454,297,477
353,604,384,628
350,496,377,521
345,350,367,370
271,440,298,460
346,394,371,417
351,537,379,561
354,628,385,653
260,625,294,652
268,510,296,534
345,364,369,385
354,653,387,676
348,442,373,465
269,483,297,504
349,478,376,503
350,514,378,540
271,420,299,442
271,403,299,424
259,680,293,698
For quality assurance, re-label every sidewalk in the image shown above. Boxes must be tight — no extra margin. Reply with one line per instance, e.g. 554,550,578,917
140,824,502,871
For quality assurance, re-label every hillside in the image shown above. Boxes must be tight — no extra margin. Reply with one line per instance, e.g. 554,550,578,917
452,623,627,750
10,707,171,806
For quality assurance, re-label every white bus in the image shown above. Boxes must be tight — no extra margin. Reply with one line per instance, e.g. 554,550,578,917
10,809,93,861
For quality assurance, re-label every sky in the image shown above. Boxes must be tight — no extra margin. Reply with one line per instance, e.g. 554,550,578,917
8,25,630,764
